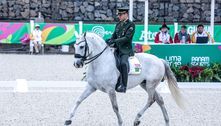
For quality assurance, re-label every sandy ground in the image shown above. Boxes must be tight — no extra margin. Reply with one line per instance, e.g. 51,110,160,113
0,54,83,81
0,54,221,126
0,88,221,126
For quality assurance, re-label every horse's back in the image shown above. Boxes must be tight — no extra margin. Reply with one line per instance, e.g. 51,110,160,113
134,53,165,81
135,53,164,66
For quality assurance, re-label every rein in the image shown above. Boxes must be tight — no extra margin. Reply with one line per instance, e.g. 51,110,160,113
84,45,108,65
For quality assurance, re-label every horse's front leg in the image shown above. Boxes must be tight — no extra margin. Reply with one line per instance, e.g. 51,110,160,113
65,84,96,126
108,90,123,126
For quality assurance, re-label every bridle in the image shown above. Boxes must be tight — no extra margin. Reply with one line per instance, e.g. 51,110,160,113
74,32,108,65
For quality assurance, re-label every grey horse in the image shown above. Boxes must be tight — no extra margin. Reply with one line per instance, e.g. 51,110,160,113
65,32,184,126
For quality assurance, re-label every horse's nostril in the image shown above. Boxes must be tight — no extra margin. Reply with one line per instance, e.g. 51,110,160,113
76,63,80,68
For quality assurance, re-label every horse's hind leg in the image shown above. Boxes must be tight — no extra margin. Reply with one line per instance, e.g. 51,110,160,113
134,83,156,126
155,91,169,126
108,90,123,126
64,85,96,126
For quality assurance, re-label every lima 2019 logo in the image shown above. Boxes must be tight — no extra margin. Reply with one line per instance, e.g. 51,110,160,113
92,26,112,37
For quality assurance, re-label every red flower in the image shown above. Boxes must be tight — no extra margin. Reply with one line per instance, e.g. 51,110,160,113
180,65,189,71
188,66,204,78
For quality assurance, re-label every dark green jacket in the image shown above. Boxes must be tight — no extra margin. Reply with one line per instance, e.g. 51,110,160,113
111,19,135,56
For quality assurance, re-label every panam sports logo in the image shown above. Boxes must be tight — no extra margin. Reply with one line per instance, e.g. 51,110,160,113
92,26,112,37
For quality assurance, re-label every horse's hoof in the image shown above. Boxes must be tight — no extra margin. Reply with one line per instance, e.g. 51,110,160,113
134,120,140,126
64,120,72,125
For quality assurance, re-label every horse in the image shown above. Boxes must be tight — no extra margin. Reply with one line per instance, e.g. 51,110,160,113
65,32,184,126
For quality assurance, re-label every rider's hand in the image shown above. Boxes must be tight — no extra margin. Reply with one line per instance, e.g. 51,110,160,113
106,39,114,46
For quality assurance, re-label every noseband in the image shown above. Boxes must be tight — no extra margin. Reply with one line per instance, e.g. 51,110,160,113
74,34,89,61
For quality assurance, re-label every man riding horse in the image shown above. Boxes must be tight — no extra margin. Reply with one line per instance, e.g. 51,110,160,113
106,7,135,93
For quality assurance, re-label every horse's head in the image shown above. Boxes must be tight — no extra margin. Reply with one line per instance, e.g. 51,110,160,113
73,32,90,68
73,32,108,68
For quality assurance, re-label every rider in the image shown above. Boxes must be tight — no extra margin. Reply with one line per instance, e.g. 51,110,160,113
106,7,135,93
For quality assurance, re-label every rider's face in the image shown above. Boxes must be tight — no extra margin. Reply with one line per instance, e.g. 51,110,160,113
118,13,128,21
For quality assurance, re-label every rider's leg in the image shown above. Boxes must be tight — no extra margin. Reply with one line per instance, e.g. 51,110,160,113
121,55,129,86
114,51,122,90
116,54,129,93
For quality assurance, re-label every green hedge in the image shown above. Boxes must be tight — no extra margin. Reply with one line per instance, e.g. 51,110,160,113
171,63,221,82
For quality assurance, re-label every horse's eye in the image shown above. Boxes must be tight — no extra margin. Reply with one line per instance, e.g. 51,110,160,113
80,46,84,49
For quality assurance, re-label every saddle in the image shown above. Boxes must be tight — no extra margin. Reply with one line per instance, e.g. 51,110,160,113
128,56,142,74
114,53,142,75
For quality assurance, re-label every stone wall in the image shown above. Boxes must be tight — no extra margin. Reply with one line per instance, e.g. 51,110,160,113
0,0,221,23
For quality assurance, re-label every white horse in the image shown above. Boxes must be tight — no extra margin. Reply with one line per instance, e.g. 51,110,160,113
65,32,184,126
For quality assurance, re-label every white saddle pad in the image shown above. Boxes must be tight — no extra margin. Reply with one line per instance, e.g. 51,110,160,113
128,56,142,75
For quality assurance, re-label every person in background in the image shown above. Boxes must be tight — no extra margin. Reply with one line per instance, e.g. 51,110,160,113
154,23,173,44
191,24,214,44
174,25,191,43
30,24,43,54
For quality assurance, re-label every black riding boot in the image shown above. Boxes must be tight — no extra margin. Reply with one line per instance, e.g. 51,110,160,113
116,60,128,93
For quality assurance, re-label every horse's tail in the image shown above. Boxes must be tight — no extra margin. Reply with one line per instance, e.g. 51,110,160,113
162,60,185,109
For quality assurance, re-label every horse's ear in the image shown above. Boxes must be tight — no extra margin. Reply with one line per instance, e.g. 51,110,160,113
83,32,87,38
74,31,79,38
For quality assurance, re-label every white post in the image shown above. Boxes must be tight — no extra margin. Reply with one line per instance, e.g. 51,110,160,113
144,0,148,44
210,0,215,38
129,0,133,21
79,21,83,35
174,22,178,36
30,20,34,53
30,20,34,33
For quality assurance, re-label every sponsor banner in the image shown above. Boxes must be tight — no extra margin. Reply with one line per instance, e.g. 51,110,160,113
83,23,221,43
0,22,29,44
37,23,76,45
1,22,221,45
83,24,115,40
83,24,174,42
0,22,76,45
149,44,221,66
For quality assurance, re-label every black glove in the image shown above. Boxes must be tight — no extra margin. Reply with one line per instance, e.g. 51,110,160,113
106,39,115,46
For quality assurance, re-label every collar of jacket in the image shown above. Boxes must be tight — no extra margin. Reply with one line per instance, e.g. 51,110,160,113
119,19,129,26
124,18,129,22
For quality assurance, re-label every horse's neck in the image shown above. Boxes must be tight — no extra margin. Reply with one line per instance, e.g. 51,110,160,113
88,44,116,73
86,35,119,84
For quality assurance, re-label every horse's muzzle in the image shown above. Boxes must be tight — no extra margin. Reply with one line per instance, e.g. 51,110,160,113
74,59,84,68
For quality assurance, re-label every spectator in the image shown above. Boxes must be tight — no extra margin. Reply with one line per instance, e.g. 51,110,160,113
174,25,191,43
191,24,214,44
30,24,43,54
154,23,173,44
